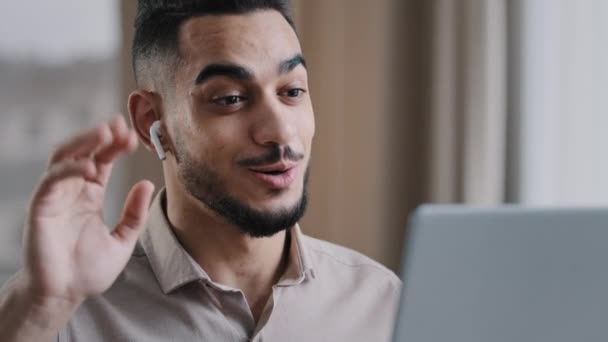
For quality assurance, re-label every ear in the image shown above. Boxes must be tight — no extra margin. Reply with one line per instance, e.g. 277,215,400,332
127,90,171,156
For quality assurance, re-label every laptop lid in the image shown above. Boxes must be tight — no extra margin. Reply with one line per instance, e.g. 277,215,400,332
392,205,608,342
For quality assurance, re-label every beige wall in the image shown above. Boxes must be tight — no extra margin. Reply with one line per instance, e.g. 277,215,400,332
119,1,429,272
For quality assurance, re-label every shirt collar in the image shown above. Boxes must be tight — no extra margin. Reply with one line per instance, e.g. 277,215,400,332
276,223,316,286
140,189,316,294
139,189,206,294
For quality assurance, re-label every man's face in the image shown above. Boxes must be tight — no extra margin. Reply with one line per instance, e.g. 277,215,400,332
166,10,314,237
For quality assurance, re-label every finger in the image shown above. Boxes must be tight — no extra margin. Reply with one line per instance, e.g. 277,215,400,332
94,131,139,185
112,181,155,245
94,116,138,165
35,159,98,201
94,119,139,185
48,121,114,166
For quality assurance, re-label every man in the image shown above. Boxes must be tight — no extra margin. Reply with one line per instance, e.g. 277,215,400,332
0,1,401,341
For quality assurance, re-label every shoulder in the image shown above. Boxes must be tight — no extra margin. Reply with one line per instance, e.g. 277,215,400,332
80,243,160,305
60,244,162,342
113,242,159,290
302,234,402,290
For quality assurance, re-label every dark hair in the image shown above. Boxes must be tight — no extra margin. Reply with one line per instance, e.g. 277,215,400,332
131,0,294,87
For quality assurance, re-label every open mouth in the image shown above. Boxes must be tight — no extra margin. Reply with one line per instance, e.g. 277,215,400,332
248,164,298,189
256,170,288,176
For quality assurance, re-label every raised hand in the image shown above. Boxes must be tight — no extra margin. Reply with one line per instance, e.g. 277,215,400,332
22,115,154,305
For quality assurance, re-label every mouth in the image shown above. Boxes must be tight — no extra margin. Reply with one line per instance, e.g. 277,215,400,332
248,162,298,190
257,170,288,175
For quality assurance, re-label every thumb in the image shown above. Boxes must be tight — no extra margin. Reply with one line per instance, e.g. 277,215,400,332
112,180,155,245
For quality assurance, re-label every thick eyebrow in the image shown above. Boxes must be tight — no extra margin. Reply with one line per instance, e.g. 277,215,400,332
194,53,307,85
279,53,307,74
194,64,254,85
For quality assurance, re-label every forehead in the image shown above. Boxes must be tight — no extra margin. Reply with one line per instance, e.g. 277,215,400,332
177,10,301,77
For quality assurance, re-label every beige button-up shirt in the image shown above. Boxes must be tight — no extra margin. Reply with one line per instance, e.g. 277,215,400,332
59,191,402,341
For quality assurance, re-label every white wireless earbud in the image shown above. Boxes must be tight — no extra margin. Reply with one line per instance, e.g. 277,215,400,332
149,120,166,161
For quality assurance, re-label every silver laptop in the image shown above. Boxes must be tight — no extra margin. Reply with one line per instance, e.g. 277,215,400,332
392,205,608,342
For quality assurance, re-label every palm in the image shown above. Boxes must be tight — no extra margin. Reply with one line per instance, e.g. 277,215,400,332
23,116,154,303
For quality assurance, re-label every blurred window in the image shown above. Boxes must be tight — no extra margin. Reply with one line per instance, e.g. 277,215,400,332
513,0,608,205
0,1,120,280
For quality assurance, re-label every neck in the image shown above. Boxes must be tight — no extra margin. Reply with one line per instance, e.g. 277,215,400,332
164,184,290,295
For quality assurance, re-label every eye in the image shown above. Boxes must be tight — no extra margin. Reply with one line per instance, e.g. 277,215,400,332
282,88,306,98
212,95,246,106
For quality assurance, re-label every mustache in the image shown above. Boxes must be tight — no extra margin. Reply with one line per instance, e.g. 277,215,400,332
237,145,304,168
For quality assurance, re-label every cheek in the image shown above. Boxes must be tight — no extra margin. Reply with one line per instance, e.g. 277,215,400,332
198,123,247,168
298,106,315,147
199,135,232,167
308,112,316,140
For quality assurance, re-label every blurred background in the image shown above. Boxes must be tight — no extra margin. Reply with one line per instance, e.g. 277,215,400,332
0,0,607,284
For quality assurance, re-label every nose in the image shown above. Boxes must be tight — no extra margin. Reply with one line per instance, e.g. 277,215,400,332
250,97,297,147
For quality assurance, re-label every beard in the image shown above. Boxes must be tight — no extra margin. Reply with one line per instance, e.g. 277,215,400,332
174,138,308,238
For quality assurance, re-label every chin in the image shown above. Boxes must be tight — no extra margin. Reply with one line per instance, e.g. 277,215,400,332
255,188,303,211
